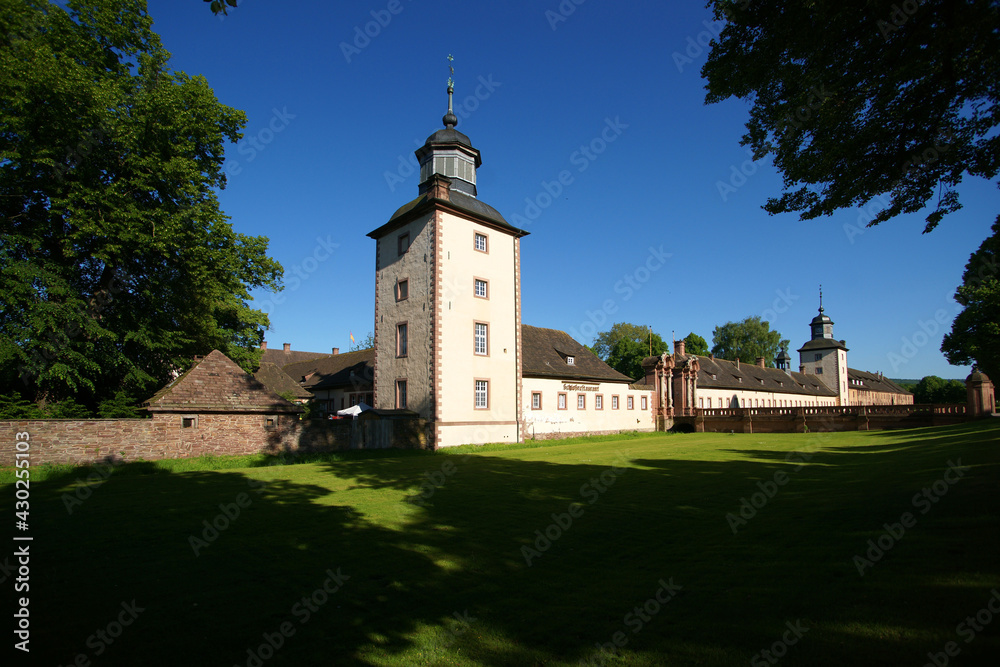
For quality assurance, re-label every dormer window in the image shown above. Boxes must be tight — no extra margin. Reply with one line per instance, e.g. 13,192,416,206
567,356,575,366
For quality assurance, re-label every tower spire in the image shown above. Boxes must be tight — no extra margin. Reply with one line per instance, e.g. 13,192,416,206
819,284,824,314
443,54,458,129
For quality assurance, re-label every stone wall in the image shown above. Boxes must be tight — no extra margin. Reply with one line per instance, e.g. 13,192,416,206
692,404,968,434
0,413,427,467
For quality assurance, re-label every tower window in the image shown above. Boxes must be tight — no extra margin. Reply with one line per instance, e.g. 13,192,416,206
474,232,488,253
816,367,823,374
474,278,488,299
397,232,410,256
396,322,408,357
396,379,407,409
396,279,408,301
814,353,822,362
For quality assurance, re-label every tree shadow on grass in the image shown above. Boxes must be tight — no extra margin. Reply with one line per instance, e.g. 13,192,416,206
6,421,999,666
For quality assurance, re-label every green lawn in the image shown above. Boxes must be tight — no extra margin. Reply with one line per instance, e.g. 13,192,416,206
5,422,1000,666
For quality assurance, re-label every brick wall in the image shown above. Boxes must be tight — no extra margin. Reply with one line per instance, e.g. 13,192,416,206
0,413,427,467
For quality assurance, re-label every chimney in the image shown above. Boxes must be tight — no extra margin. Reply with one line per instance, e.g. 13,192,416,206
261,341,267,350
283,343,291,352
800,365,806,373
757,357,765,368
736,357,740,369
332,347,340,355
674,339,685,357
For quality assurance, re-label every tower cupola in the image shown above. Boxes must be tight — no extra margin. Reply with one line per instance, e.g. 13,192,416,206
810,285,835,339
415,56,481,198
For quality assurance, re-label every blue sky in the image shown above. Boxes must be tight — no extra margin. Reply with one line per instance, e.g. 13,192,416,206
146,0,997,380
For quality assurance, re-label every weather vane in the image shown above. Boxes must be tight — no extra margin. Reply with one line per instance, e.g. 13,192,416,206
447,54,454,89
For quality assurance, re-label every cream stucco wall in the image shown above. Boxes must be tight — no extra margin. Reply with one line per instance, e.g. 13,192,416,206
435,212,521,446
522,377,654,438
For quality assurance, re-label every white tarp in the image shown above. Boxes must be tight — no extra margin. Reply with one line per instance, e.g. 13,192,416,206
336,402,372,418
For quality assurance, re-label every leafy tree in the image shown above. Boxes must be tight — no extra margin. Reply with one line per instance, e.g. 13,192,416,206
702,0,1000,233
942,217,1000,382
591,323,656,361
207,0,239,16
0,392,45,419
711,316,789,367
912,376,967,404
97,391,143,418
1,0,282,410
683,332,709,357
606,334,668,382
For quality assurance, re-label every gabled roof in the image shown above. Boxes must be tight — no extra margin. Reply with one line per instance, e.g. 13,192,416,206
797,338,849,352
696,356,837,397
254,362,313,400
260,347,331,367
847,368,912,396
369,188,528,239
521,325,634,383
282,348,375,392
145,350,303,413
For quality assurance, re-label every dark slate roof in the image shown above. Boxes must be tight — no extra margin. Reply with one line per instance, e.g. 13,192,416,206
260,347,332,367
282,349,375,392
254,362,313,400
797,338,849,352
521,325,635,383
145,350,303,413
370,188,527,239
424,127,475,149
847,368,913,396
696,356,837,397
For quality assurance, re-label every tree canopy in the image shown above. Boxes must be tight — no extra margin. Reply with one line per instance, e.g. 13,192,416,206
703,0,1000,233
606,332,668,382
941,216,1000,381
711,316,789,367
912,375,967,404
0,0,282,410
590,323,656,361
683,332,709,357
